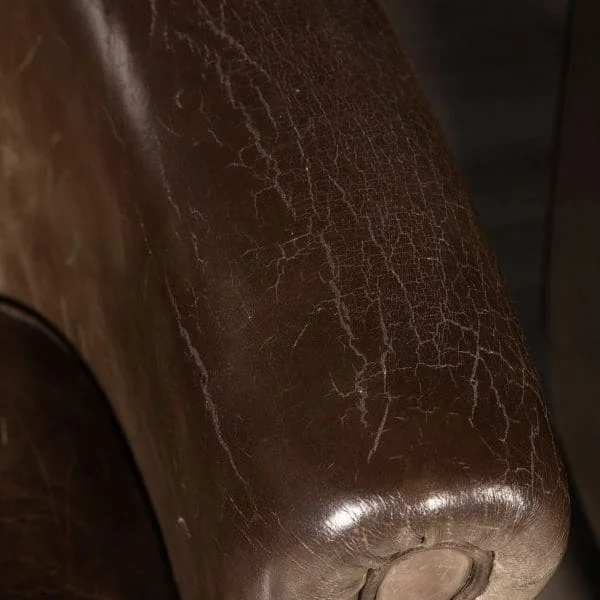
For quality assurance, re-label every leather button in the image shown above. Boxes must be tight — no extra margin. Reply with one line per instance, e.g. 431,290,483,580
377,548,471,599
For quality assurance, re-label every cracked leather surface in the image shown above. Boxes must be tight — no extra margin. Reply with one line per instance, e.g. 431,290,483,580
0,1,568,598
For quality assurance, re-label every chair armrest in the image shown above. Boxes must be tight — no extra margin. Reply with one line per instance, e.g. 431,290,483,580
0,1,568,598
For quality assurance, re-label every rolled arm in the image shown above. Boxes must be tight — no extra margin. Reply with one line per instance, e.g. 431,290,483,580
0,1,568,598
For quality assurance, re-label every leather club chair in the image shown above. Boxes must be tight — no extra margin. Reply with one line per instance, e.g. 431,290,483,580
0,1,569,598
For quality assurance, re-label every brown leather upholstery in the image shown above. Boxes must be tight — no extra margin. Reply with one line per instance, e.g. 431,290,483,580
0,302,178,599
0,1,568,598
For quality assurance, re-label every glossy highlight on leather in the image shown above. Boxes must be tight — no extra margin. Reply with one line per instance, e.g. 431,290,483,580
0,1,568,598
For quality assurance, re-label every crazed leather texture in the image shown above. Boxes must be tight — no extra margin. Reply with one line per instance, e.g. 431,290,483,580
0,1,568,598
